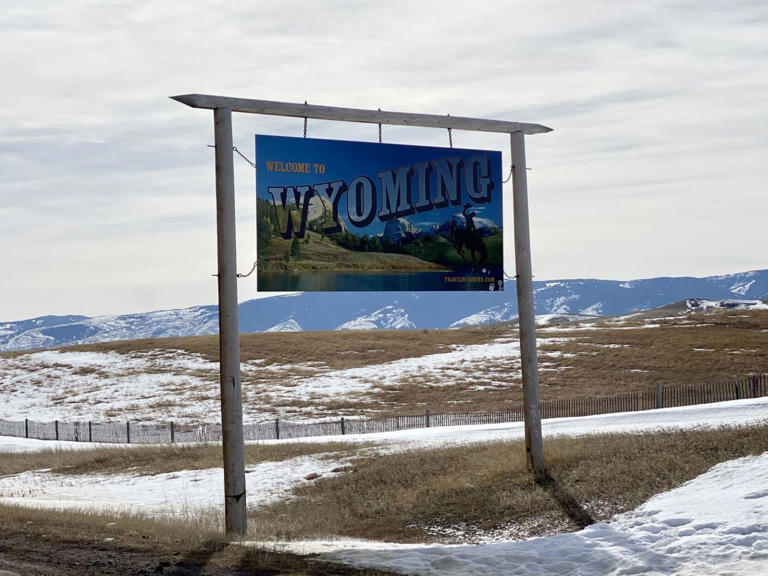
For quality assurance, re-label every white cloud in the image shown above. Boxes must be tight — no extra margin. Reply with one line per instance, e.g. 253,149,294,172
1,0,767,319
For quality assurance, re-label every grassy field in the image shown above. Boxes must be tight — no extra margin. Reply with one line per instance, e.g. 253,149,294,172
248,423,768,543
3,424,767,551
7,307,764,421
0,441,364,478
259,231,446,272
1,307,767,572
0,503,396,575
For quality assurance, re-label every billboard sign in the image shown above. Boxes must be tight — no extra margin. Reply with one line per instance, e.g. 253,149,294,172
256,135,503,291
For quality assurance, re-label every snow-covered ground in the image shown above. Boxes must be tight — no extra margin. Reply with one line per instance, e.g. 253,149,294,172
320,453,768,575
1,399,767,574
0,454,347,520
2,306,765,426
0,349,223,423
0,337,566,423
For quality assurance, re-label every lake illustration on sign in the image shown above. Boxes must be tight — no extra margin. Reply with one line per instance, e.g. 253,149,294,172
255,135,503,292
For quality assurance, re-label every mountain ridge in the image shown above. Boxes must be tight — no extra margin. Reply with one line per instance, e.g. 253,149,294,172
1,269,766,352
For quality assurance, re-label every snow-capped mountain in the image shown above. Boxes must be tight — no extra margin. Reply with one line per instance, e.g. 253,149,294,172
382,218,421,243
1,269,766,352
438,213,500,237
336,306,416,330
449,302,517,328
0,307,219,352
264,318,303,332
307,196,347,234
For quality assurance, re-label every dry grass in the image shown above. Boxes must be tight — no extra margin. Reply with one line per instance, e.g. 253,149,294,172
0,504,395,575
0,441,366,477
344,309,768,416
2,308,766,421
37,323,509,369
249,422,768,543
261,230,445,272
536,309,768,401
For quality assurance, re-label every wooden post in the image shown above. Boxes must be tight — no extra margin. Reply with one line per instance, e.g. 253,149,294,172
25,418,28,439
425,409,430,428
170,421,175,444
214,107,247,536
340,417,346,435
126,421,131,444
511,131,545,478
55,420,59,441
171,94,552,135
656,383,663,409
88,421,92,443
275,419,280,440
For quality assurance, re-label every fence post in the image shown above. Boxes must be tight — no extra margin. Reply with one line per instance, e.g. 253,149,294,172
425,409,431,428
656,383,663,409
734,376,740,400
55,420,59,441
126,421,131,444
340,417,346,435
275,419,280,440
25,418,28,439
170,421,175,444
88,421,92,443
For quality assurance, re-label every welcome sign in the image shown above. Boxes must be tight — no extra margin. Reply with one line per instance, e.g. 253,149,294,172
255,135,503,292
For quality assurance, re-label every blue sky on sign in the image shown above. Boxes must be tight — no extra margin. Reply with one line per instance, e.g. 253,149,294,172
255,135,503,237
0,0,766,320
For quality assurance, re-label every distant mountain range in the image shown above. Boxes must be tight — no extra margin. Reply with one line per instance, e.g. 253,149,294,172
1,269,766,352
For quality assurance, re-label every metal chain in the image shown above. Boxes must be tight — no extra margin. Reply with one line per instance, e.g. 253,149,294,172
502,133,514,183
303,100,308,138
208,144,257,169
502,164,514,184
205,145,258,279
378,108,382,143
237,261,257,278
502,134,533,183
232,146,256,168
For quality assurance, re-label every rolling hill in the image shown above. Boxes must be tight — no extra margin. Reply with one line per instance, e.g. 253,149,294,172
1,269,766,352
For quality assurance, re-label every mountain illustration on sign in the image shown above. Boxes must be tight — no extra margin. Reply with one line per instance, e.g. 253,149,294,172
257,195,501,275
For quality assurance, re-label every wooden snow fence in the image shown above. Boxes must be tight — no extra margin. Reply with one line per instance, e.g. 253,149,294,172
2,374,766,446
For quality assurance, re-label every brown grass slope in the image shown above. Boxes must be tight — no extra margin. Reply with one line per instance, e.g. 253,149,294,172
260,231,446,272
2,308,766,420
249,423,768,544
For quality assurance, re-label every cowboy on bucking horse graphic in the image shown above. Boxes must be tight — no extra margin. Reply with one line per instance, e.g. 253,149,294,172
450,203,488,270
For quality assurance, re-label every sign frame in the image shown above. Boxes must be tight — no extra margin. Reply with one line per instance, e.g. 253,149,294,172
171,93,551,536
255,135,506,293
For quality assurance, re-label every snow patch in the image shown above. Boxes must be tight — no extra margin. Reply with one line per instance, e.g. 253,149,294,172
321,451,768,575
336,306,416,330
730,280,756,296
450,304,516,328
266,318,303,332
687,298,768,311
579,303,603,315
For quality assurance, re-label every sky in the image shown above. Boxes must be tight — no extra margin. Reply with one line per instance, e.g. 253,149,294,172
1,0,767,321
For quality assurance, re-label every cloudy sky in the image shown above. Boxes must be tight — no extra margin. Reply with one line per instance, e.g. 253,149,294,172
1,0,766,321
